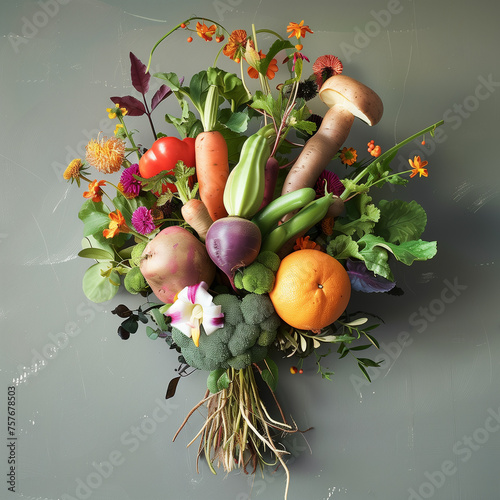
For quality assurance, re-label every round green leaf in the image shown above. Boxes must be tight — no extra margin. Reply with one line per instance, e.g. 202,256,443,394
82,262,120,303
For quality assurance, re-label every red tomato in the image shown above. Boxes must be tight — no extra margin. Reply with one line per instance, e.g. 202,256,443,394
139,137,196,192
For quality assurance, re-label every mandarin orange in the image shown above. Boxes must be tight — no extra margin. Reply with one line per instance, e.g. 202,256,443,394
269,249,351,331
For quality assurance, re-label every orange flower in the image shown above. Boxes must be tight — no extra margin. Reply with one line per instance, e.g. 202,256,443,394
340,147,357,166
409,156,429,178
103,210,129,239
83,180,106,202
286,20,313,40
196,22,216,41
85,135,125,174
247,50,279,80
222,29,247,60
294,235,321,251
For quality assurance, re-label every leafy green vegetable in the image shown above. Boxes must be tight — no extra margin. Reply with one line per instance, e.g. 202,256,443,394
375,199,427,243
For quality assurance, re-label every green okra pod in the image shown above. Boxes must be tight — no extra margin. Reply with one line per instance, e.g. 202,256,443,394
251,187,317,237
260,193,335,253
223,133,271,219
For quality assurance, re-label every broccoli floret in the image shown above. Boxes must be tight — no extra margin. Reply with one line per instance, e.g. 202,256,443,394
240,293,276,325
170,292,283,386
172,323,233,372
234,251,281,294
124,266,148,294
256,251,281,272
228,323,260,356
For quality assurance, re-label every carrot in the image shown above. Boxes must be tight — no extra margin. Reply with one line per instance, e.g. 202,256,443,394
195,130,229,222
181,199,213,242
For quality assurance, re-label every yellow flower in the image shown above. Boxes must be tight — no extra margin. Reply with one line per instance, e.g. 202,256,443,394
114,123,124,136
340,147,357,166
85,134,125,174
106,103,128,119
286,20,313,40
63,159,84,180
103,210,129,239
409,156,429,178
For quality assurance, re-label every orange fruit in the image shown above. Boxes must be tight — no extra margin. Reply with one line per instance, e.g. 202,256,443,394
269,249,351,331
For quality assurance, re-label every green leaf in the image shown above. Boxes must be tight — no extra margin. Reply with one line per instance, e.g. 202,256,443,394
150,307,169,331
292,120,317,135
82,262,120,303
78,248,114,261
349,344,373,351
188,70,210,113
357,357,381,367
359,234,437,267
121,316,139,333
153,72,184,92
261,357,279,391
81,235,114,257
146,326,159,340
216,371,231,391
359,242,393,280
250,91,275,116
335,194,380,238
375,199,428,243
358,362,372,382
218,109,249,133
327,235,363,261
78,200,110,238
260,39,295,76
211,68,251,110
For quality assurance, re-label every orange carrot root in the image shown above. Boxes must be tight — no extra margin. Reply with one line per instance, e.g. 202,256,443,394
181,199,213,241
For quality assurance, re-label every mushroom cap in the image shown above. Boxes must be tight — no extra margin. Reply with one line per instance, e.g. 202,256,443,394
319,75,384,126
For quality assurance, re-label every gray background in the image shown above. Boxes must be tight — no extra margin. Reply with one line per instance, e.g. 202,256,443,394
1,0,499,499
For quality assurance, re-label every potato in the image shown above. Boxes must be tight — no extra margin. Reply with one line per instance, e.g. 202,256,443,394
140,226,216,303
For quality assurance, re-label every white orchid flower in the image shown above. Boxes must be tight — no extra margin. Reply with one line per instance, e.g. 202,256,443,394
167,281,224,347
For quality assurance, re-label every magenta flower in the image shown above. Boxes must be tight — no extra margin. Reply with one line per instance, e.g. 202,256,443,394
120,163,141,197
131,206,156,235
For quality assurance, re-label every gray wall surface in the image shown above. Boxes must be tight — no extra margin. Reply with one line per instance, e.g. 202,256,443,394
1,1,499,499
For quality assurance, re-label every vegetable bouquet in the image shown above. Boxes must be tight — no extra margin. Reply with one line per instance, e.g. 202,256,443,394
64,16,443,499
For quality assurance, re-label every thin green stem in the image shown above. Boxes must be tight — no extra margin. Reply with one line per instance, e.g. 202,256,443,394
118,116,141,162
146,17,229,72
340,119,444,200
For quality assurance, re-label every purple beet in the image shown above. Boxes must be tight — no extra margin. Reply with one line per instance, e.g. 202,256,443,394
205,216,262,290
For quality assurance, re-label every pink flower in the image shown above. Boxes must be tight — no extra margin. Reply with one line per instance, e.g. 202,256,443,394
131,206,156,235
120,164,142,197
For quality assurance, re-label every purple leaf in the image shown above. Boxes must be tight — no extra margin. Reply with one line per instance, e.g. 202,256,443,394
346,259,396,293
110,96,146,117
129,52,150,95
151,84,172,112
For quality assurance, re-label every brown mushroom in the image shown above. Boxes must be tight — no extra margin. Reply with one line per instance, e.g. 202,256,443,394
280,75,384,219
